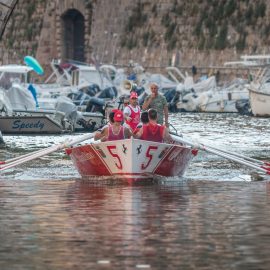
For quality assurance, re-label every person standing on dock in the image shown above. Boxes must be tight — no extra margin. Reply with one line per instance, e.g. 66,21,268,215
142,82,169,127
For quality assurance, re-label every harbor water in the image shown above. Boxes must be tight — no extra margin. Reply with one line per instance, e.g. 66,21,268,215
0,112,270,269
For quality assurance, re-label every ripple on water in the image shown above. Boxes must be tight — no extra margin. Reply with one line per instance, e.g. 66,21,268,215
0,113,269,181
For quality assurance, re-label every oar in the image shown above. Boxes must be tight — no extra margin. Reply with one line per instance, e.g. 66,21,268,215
0,133,94,171
205,144,270,168
170,134,270,175
170,131,270,168
0,146,57,165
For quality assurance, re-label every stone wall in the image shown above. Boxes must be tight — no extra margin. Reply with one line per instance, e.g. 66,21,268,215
0,0,269,79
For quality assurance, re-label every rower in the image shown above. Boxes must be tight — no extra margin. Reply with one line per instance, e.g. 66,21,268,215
94,109,117,141
123,91,141,132
133,111,149,135
134,108,171,143
95,110,132,142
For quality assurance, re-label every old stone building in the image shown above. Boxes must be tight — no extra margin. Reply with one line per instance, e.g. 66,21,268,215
1,0,138,72
1,0,270,77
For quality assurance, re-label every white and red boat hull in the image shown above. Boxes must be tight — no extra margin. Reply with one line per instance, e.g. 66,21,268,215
66,138,197,179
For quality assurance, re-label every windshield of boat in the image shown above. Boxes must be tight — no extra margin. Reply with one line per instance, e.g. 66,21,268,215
0,71,29,90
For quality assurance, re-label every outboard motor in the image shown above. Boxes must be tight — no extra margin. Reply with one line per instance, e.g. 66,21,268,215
97,86,117,99
133,86,145,97
138,92,147,106
55,96,78,126
235,99,252,116
0,131,5,147
83,84,101,97
163,88,176,103
85,97,105,113
169,91,181,112
67,90,92,106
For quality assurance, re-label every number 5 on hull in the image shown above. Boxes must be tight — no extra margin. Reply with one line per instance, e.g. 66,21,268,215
141,146,158,170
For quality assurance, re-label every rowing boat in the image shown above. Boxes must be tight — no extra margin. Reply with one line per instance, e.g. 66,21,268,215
65,137,198,180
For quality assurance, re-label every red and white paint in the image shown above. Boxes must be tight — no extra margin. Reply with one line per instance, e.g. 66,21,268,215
65,138,197,180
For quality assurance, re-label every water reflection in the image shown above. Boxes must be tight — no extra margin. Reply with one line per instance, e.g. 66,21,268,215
1,113,270,269
1,113,269,181
1,179,270,268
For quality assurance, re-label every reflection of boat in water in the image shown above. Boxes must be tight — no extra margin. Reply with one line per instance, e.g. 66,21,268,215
65,138,197,181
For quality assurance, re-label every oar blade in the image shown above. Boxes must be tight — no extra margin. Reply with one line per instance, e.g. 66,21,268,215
0,133,94,172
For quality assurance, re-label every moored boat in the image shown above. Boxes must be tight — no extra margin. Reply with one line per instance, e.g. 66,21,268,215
248,67,270,117
65,137,198,180
0,111,73,134
249,88,270,117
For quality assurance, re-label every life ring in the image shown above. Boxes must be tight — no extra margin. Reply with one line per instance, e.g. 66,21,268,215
24,56,44,75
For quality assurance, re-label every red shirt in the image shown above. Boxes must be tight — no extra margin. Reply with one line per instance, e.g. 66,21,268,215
140,123,165,143
108,126,125,141
125,105,141,131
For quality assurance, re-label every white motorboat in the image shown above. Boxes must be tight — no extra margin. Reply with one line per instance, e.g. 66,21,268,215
249,88,270,117
176,79,249,113
0,64,105,133
247,66,270,117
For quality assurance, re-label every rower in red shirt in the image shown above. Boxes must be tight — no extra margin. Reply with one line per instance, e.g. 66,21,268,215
94,108,118,141
94,110,132,142
123,91,141,132
134,108,172,143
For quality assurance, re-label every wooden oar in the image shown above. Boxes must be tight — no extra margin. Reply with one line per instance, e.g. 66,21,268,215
0,146,57,165
0,133,94,171
205,144,270,168
170,131,270,167
170,133,270,175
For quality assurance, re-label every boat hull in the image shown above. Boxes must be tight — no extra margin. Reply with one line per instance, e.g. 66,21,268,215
177,89,249,113
249,88,270,117
0,114,68,134
66,138,196,180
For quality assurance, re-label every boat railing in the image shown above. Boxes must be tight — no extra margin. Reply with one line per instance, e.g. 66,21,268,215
166,66,186,83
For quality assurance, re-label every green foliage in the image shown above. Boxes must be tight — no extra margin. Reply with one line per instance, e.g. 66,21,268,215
255,1,266,18
236,32,247,51
120,36,126,48
194,19,203,36
198,35,205,50
164,22,177,41
26,25,33,41
190,4,199,16
215,24,228,49
261,23,270,39
151,3,158,17
125,2,148,32
121,0,268,52
224,0,237,17
31,42,38,55
161,12,171,28
26,3,35,19
142,31,150,47
167,35,177,51
171,0,183,16
126,35,138,50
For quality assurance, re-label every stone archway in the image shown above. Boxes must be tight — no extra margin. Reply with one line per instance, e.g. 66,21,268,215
61,9,85,62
